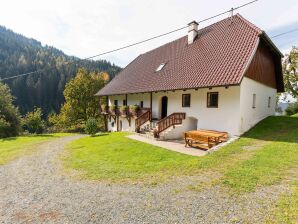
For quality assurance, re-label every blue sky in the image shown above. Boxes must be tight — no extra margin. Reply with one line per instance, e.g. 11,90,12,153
0,0,297,66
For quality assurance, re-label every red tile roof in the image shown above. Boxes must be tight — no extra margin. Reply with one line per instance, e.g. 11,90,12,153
96,14,279,96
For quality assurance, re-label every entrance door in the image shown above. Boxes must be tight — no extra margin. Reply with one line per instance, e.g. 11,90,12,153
161,96,168,119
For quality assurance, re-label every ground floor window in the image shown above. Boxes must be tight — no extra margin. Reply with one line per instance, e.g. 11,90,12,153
114,100,118,107
182,94,191,107
207,92,218,108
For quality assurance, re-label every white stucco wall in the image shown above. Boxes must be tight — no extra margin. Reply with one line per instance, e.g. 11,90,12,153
106,86,241,136
104,77,277,137
160,117,198,140
239,77,276,134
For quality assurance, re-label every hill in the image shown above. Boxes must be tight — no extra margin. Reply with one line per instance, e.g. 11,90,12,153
0,25,121,115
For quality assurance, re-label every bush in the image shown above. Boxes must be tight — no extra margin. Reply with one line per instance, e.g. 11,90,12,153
22,108,44,134
285,101,298,116
85,117,98,136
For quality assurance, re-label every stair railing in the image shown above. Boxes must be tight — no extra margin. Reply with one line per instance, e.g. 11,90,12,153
156,113,186,137
135,110,151,132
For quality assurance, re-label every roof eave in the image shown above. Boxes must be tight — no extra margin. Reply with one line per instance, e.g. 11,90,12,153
260,31,284,57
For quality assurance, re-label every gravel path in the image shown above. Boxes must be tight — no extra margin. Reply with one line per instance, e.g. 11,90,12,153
0,135,287,223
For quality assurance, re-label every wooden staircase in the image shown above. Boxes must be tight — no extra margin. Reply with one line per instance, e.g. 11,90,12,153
155,113,186,138
135,110,151,132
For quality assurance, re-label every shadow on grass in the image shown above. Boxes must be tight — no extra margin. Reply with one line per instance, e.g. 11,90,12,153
90,132,110,137
0,134,57,142
242,116,298,143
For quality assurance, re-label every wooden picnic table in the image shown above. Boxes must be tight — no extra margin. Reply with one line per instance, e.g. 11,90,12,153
184,129,228,150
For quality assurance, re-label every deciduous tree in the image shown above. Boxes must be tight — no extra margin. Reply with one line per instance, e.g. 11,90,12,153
0,82,21,137
283,46,298,99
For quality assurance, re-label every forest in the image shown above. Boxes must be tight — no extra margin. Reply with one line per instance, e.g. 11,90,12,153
0,25,121,116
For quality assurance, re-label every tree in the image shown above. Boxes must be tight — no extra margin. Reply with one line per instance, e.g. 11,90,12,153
51,68,108,132
22,107,44,134
0,82,21,137
0,25,121,116
283,46,298,99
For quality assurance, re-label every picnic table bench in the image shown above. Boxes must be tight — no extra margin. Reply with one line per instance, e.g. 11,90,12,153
184,129,228,150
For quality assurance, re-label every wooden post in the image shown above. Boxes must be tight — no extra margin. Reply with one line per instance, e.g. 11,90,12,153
150,92,152,121
104,96,109,131
116,116,119,132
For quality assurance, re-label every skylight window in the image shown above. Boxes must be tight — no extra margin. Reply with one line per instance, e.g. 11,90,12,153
155,63,166,72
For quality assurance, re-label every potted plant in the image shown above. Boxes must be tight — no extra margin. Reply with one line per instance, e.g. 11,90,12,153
129,105,140,116
120,105,128,116
100,104,108,113
110,105,116,114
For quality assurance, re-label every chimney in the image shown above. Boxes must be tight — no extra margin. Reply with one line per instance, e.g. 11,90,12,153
188,21,199,45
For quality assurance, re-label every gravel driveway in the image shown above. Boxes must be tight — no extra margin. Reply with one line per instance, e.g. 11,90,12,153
0,135,286,223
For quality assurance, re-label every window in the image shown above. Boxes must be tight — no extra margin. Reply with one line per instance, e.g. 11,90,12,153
123,99,127,106
155,63,166,72
111,122,114,127
182,94,191,107
140,101,144,108
114,100,118,107
252,94,256,108
207,92,218,108
268,97,271,108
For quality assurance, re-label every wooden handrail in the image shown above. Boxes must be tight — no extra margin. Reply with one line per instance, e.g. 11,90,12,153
156,113,186,135
135,110,151,132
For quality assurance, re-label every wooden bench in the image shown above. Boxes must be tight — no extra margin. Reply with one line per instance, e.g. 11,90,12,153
184,132,216,150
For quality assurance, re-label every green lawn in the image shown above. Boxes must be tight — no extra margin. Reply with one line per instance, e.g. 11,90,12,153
63,115,298,189
0,133,71,164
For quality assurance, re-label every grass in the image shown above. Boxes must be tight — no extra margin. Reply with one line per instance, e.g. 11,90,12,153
0,133,71,164
63,115,298,192
62,132,199,180
222,115,298,192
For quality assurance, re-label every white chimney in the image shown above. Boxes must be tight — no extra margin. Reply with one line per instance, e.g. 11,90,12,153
188,21,199,45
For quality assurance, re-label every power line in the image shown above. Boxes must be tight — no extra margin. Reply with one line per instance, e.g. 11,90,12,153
0,0,260,81
271,28,298,39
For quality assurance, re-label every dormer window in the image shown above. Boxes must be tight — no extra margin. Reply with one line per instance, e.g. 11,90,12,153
156,63,166,72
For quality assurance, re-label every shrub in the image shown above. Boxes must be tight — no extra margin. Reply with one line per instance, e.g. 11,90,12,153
22,108,44,134
285,101,298,116
85,117,98,136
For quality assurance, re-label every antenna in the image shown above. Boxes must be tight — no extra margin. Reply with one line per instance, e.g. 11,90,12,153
230,8,234,24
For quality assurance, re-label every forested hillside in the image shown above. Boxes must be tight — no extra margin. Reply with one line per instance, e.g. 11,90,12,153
0,25,121,116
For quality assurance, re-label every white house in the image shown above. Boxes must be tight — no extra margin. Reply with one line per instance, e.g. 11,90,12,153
95,14,284,140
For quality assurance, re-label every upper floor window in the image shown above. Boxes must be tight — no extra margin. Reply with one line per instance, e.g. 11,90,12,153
123,99,127,106
207,92,218,108
140,101,144,108
252,94,256,108
268,96,271,108
114,100,118,107
182,94,191,107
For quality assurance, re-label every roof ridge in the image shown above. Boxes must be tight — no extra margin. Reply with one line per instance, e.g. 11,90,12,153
234,13,262,34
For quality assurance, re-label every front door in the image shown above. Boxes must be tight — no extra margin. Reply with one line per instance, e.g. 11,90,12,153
161,96,168,119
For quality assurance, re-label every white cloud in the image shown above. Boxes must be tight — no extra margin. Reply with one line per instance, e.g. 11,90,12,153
0,0,297,67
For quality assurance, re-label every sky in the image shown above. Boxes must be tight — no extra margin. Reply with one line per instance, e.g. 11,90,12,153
0,0,298,67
